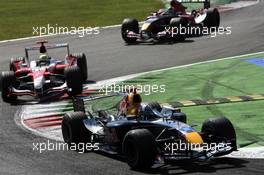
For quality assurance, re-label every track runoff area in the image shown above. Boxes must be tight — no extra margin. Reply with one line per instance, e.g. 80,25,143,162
18,51,264,158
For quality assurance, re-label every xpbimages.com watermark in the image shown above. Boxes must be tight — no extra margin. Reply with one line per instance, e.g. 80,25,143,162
165,25,232,38
99,82,166,95
32,140,99,153
32,24,100,37
164,140,232,154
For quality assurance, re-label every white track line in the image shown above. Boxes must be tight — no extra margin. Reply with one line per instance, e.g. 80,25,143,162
227,147,264,159
18,106,64,141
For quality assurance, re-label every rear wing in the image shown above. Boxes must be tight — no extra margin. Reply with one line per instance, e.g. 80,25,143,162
25,43,70,60
179,0,210,9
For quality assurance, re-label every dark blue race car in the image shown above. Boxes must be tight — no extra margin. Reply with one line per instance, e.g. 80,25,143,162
121,0,220,44
62,93,237,170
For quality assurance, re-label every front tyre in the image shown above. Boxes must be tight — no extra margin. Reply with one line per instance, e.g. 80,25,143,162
204,8,220,30
64,66,83,96
201,117,237,156
62,112,91,145
122,129,157,170
1,71,17,102
170,17,187,42
121,18,139,43
72,53,88,82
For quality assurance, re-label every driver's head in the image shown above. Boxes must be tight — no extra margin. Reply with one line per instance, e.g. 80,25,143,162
39,54,50,61
126,92,142,116
128,92,142,104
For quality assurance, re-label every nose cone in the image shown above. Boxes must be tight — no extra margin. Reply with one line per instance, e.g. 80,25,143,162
34,76,45,90
185,132,203,144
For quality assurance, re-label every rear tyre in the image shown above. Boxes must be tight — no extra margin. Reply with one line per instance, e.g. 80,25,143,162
1,71,17,102
203,8,220,30
72,53,88,82
64,66,83,96
62,112,91,145
170,17,187,42
122,129,157,169
201,117,237,156
121,18,139,43
148,102,162,112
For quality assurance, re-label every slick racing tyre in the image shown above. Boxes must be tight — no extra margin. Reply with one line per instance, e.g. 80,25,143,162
204,8,220,30
64,66,83,96
122,129,157,170
121,18,139,43
72,53,88,82
1,71,17,103
201,116,237,156
62,112,91,145
170,17,187,42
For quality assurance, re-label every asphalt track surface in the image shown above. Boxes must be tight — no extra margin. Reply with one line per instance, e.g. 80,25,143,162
1,1,264,175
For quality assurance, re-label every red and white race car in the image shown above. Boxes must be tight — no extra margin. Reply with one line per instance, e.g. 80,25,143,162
0,41,88,103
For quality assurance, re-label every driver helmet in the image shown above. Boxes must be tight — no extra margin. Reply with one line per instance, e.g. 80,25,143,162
170,0,180,7
39,54,50,61
126,92,142,116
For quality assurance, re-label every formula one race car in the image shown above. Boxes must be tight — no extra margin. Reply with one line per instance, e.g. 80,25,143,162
0,41,88,102
62,92,237,170
121,0,220,43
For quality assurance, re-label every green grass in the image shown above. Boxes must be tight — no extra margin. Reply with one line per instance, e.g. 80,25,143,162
123,54,264,103
0,0,163,40
91,53,264,147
